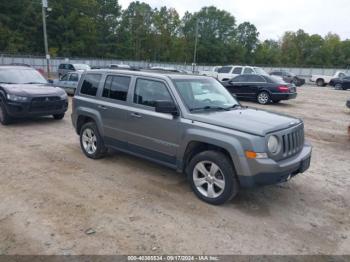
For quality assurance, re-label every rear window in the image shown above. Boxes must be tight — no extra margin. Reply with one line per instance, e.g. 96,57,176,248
102,75,131,101
218,66,232,74
232,67,242,74
80,74,102,96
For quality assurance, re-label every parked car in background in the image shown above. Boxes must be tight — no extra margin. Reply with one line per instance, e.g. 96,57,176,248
310,71,347,86
221,74,297,105
199,66,221,78
216,65,267,81
72,70,311,205
270,70,305,87
109,64,131,69
149,67,188,74
52,70,83,95
329,76,350,90
57,63,90,78
0,66,68,125
346,98,350,109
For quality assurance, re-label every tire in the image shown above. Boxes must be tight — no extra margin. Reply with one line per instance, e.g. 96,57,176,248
334,83,342,90
0,102,11,125
53,113,65,120
187,151,239,205
257,91,270,105
80,122,107,159
316,79,325,87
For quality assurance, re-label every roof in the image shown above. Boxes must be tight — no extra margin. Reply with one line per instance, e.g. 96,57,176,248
87,68,208,80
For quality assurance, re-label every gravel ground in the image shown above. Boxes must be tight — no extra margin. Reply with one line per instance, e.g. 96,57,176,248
0,86,349,255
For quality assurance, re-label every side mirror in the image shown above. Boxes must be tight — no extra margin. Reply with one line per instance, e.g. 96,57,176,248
155,101,179,116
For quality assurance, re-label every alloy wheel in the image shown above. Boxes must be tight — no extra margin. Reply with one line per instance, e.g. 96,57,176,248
258,92,269,104
82,128,97,155
193,161,225,198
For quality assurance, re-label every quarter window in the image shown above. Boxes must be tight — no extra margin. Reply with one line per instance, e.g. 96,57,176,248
102,75,131,101
134,79,172,108
69,73,79,82
243,68,254,74
232,67,243,74
80,74,102,96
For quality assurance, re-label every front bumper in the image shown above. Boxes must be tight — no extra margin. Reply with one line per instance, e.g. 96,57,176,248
238,143,312,187
5,99,68,118
271,92,297,101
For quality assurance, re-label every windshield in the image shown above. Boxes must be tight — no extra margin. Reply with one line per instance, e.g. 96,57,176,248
73,64,90,70
254,67,268,75
173,78,239,112
0,68,47,84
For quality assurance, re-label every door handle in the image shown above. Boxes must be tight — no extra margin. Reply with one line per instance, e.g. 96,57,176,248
130,112,142,118
98,105,108,110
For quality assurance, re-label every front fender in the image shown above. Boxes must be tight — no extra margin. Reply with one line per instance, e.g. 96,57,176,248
177,127,252,176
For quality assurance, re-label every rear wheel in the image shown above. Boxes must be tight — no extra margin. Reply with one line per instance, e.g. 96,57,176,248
316,79,325,87
0,102,11,125
257,91,270,105
53,113,65,120
187,151,239,205
80,122,106,159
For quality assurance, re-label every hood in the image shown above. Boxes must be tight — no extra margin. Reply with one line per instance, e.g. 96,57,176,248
187,108,301,136
2,83,65,97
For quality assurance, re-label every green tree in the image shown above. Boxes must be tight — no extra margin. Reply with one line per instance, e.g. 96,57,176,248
236,22,259,63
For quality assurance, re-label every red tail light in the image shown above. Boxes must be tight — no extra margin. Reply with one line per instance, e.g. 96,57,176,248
277,86,289,93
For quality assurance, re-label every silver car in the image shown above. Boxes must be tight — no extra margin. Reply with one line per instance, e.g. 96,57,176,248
57,63,90,78
53,71,83,95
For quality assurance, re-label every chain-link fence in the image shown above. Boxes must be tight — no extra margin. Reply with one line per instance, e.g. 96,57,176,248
1,53,349,78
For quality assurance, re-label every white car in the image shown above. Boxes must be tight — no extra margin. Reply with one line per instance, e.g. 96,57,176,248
199,66,221,78
310,71,347,86
217,65,267,81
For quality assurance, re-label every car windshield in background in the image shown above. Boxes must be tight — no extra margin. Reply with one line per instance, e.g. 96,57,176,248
0,68,47,84
173,78,239,112
254,67,268,75
74,64,90,70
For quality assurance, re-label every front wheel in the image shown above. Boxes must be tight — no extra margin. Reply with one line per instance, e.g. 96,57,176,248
187,151,239,205
53,113,65,120
0,102,11,125
316,79,325,87
257,91,270,105
80,122,106,159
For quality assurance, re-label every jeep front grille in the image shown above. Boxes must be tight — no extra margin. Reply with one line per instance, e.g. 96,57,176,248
281,125,304,159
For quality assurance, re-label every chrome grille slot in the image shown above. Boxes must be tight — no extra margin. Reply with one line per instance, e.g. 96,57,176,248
281,125,304,158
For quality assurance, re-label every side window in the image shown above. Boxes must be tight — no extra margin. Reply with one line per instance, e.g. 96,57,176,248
247,75,265,82
69,73,79,82
59,64,65,69
272,72,281,76
218,66,233,74
243,68,254,74
102,75,131,101
232,67,242,74
231,75,245,82
61,74,69,81
68,64,74,70
80,74,102,96
134,79,172,108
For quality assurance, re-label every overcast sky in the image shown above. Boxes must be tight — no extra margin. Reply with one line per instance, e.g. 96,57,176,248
119,0,350,40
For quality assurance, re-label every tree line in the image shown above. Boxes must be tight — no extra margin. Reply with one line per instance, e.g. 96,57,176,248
0,0,349,67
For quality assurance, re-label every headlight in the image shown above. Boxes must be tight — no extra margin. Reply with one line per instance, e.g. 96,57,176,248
267,135,280,154
60,93,68,100
7,94,29,102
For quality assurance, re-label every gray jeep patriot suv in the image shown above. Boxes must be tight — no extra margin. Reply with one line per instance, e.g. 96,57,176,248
72,70,312,205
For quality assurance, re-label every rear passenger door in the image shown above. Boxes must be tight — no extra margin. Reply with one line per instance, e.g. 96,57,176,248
124,78,180,166
244,75,267,98
98,74,132,144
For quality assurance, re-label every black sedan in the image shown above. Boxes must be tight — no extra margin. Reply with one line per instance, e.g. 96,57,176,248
329,76,350,90
270,70,305,87
0,66,68,125
221,74,297,105
347,98,350,109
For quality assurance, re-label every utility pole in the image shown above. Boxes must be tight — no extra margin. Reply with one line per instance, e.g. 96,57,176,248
42,0,50,79
192,19,199,73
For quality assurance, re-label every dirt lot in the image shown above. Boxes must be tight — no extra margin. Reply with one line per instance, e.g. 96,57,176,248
0,86,349,255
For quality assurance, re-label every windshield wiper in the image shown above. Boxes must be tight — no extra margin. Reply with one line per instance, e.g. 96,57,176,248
224,104,241,110
190,106,231,112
